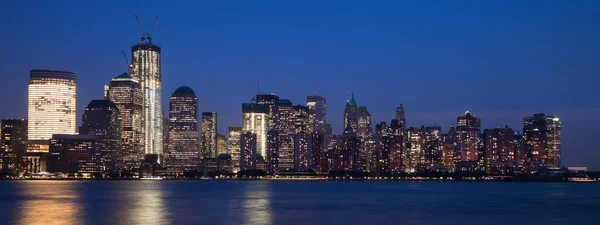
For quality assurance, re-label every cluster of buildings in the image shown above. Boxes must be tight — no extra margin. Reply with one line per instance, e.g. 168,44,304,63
0,35,563,178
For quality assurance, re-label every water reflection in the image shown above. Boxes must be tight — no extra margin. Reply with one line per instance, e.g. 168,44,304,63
243,182,273,225
16,181,84,225
124,181,171,225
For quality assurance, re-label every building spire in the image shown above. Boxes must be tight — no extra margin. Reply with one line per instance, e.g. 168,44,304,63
349,92,357,106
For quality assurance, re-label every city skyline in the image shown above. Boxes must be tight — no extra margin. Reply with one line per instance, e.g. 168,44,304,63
0,1,598,169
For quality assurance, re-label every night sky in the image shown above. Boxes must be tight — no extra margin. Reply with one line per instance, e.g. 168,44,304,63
1,1,598,169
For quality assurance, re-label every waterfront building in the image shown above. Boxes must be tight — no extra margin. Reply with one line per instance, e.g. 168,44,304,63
47,134,101,174
242,103,270,159
0,119,27,173
201,112,217,158
422,125,443,172
294,131,312,171
442,125,457,168
310,130,324,173
266,129,279,174
274,99,295,170
166,86,200,172
228,126,242,172
240,132,257,171
106,73,143,171
523,113,561,173
306,93,327,133
456,111,481,162
80,100,122,172
483,126,516,174
131,37,163,158
217,134,227,156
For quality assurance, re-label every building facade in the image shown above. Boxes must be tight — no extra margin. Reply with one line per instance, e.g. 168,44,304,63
217,134,227,156
131,40,163,157
483,126,516,174
267,129,280,174
201,112,217,158
106,73,143,171
166,86,200,172
47,134,101,174
456,111,481,162
228,126,242,172
0,119,27,173
80,100,122,172
523,113,561,172
28,69,77,146
240,132,257,171
242,103,270,158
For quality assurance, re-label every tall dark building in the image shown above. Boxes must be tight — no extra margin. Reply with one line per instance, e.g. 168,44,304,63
422,126,443,172
310,130,324,173
274,99,295,170
166,86,200,172
80,100,122,172
201,112,217,158
342,126,362,172
294,131,312,171
47,134,101,174
523,113,561,173
442,125,457,168
456,111,481,162
266,129,279,174
343,93,359,133
306,93,327,133
395,104,406,128
1,119,27,173
106,73,143,171
483,126,516,174
240,132,257,171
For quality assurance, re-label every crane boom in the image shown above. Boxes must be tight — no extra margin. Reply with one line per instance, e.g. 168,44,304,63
150,15,159,36
134,13,144,41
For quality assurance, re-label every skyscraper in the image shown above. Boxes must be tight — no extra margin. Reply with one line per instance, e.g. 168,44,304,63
201,112,217,158
106,73,143,171
27,69,77,146
131,37,163,158
240,132,257,171
267,129,280,174
406,126,426,173
483,126,516,174
456,111,481,162
80,100,122,172
228,126,242,172
523,113,561,172
217,134,227,156
423,125,443,171
343,93,359,133
310,130,324,173
0,119,27,173
166,86,200,172
294,131,312,171
242,103,270,158
442,125,457,168
357,106,372,139
274,99,295,170
395,104,406,128
306,93,327,132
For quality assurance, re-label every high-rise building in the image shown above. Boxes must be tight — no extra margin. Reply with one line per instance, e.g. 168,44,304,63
217,134,227,156
240,132,257,171
357,106,372,139
395,104,406,128
47,134,101,174
242,103,270,158
294,131,312,171
343,93,359,133
342,126,362,172
256,94,280,129
306,93,327,132
27,69,77,145
483,126,516,174
0,119,27,173
266,129,279,174
406,126,425,173
106,73,143,171
80,100,122,172
274,100,295,170
442,125,457,168
201,112,217,158
166,86,200,172
523,113,561,172
456,111,481,162
423,126,443,172
310,130,324,173
228,126,242,172
131,38,163,158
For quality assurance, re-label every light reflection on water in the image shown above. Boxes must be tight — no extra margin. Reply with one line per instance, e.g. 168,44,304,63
15,181,84,225
0,181,598,225
242,182,273,225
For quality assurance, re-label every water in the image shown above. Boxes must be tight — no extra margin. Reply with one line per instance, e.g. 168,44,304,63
0,181,598,225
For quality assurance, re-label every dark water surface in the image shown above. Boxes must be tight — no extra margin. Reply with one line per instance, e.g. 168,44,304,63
0,181,598,225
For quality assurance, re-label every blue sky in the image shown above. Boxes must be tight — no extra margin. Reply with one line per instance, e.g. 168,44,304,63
0,0,598,168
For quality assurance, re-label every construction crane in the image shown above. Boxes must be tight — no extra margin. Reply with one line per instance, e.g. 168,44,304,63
134,13,145,42
239,92,255,103
121,50,133,74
